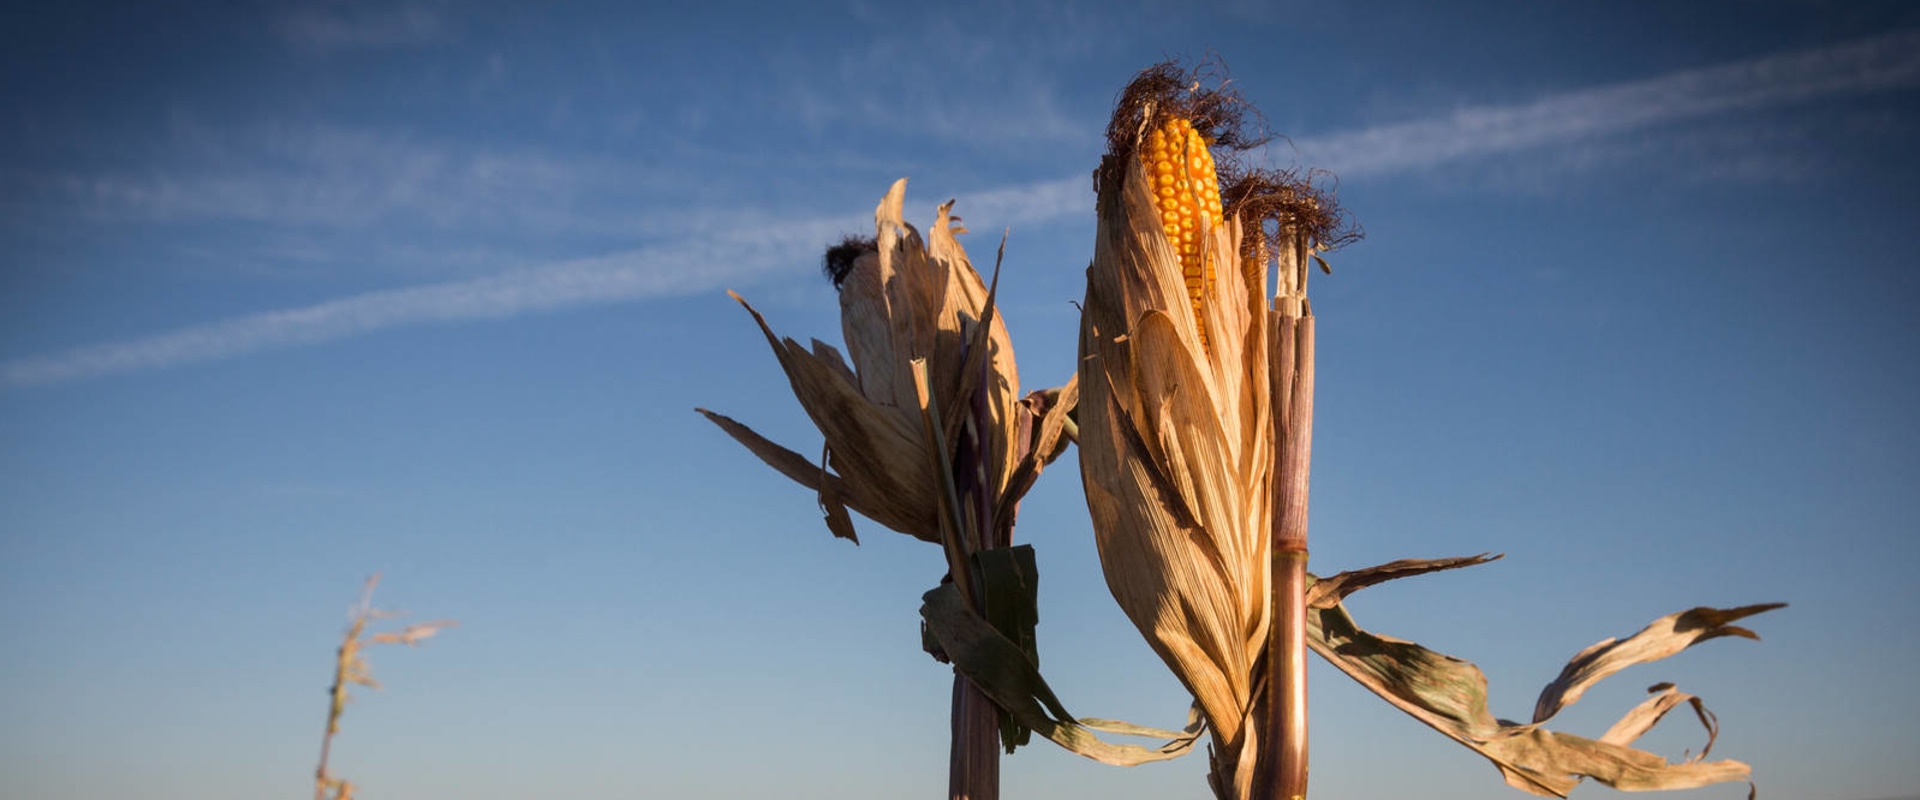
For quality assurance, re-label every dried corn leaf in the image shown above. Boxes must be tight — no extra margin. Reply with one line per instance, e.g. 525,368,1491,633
726,291,942,541
873,181,1022,503
1305,559,1783,797
1305,554,1502,609
1602,683,1718,753
695,408,868,543
1081,370,1257,747
368,620,457,646
1532,604,1784,725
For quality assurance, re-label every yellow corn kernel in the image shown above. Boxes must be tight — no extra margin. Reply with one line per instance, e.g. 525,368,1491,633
1139,116,1223,350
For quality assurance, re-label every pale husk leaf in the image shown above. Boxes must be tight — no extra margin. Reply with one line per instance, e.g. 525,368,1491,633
723,290,941,541
706,179,1025,545
873,180,1022,501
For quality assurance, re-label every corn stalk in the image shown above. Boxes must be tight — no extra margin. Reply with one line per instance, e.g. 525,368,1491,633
1258,227,1314,800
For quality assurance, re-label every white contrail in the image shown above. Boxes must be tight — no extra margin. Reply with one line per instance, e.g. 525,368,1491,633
7,30,1916,387
1288,28,1920,176
2,217,846,386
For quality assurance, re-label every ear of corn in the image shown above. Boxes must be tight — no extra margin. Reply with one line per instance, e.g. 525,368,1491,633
1140,116,1224,350
1080,109,1273,798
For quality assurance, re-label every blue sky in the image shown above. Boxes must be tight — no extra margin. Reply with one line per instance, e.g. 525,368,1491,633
2,2,1917,799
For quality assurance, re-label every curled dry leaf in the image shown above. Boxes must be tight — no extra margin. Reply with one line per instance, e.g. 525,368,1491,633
1304,554,1503,609
1304,559,1783,797
1532,604,1784,725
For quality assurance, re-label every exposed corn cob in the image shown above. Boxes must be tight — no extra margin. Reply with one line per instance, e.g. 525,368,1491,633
1140,116,1224,349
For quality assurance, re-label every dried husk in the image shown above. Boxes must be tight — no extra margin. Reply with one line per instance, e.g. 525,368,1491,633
1079,138,1274,797
701,179,1025,545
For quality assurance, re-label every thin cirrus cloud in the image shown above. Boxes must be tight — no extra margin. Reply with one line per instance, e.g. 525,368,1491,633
6,30,1916,388
1287,28,1920,176
2,218,850,387
274,3,447,52
73,122,607,233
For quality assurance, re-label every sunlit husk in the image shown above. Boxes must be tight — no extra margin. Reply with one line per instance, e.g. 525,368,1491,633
707,179,1020,546
1079,143,1273,797
845,181,1022,516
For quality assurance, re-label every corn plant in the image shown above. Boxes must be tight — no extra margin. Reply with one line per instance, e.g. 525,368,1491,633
702,180,1049,800
1074,62,1782,800
314,575,454,800
704,180,1221,799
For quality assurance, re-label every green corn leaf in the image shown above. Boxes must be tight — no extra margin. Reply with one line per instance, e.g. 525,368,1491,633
920,577,1204,765
973,545,1043,750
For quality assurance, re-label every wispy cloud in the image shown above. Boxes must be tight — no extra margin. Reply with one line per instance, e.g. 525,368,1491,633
959,175,1092,228
2,216,848,387
275,2,447,52
773,10,1101,146
67,122,611,233
1285,29,1920,177
9,31,1917,388
51,120,808,244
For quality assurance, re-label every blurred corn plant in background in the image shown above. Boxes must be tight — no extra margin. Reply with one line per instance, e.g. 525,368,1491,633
1074,61,1784,800
314,575,455,800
